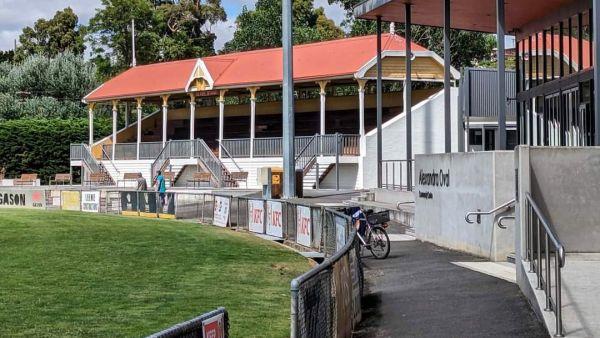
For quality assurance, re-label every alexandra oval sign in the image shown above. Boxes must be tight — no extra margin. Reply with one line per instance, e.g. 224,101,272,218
418,169,450,187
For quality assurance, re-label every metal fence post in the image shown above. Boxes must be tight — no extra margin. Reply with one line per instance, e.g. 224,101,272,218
290,280,299,338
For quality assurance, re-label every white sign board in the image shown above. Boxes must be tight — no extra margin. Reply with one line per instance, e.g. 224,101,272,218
335,215,347,251
248,200,265,233
81,191,100,213
296,205,312,247
266,201,283,238
213,196,230,227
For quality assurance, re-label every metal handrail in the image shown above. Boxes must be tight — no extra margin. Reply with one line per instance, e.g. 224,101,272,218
497,215,515,229
151,142,171,183
195,139,226,186
217,140,243,172
100,146,120,174
465,199,515,224
525,192,565,337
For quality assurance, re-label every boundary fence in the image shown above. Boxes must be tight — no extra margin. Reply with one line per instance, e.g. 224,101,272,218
0,187,363,337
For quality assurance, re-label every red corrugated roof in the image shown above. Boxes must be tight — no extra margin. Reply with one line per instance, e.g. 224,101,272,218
85,33,427,102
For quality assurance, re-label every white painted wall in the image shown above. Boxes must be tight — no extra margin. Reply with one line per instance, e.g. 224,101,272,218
363,88,460,189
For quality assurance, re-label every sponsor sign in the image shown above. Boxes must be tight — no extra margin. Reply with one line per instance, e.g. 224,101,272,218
81,191,100,213
266,201,283,238
0,190,45,209
213,196,230,227
202,312,225,338
61,191,81,211
296,205,312,247
335,215,347,252
248,200,265,233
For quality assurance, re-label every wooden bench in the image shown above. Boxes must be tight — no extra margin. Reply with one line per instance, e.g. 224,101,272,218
187,172,212,188
229,171,249,188
119,172,141,187
14,173,37,186
49,173,71,185
85,173,105,186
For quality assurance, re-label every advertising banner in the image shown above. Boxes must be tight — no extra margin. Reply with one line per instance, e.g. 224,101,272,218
296,205,312,247
213,196,230,227
202,312,225,338
61,191,81,211
81,191,100,213
266,201,283,238
0,190,46,209
335,215,347,252
248,200,265,233
49,190,61,208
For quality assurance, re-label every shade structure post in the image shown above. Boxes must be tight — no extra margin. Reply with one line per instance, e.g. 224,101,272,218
443,0,451,153
112,100,118,160
405,3,413,190
88,103,95,146
136,97,143,160
161,95,169,148
594,0,600,145
282,0,295,198
318,81,328,136
218,90,227,158
497,0,507,150
376,16,383,188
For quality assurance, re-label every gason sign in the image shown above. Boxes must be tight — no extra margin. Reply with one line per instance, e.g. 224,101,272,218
0,190,46,208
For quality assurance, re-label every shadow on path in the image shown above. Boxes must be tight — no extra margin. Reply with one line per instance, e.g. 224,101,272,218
355,239,547,337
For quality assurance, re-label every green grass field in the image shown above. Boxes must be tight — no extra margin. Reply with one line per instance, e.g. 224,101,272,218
0,210,311,337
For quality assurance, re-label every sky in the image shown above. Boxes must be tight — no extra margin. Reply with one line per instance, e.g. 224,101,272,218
0,0,347,52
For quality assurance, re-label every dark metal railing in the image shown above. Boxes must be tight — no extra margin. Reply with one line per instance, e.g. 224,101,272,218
222,138,250,158
381,159,415,191
194,139,225,186
253,137,283,157
294,134,319,174
217,140,243,172
525,192,565,337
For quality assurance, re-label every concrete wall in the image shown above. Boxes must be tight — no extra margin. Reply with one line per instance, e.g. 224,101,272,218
515,146,600,254
414,151,515,261
363,88,460,189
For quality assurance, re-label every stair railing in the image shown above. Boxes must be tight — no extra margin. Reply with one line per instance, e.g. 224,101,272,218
465,199,515,224
525,193,565,337
195,139,228,187
100,145,120,175
295,134,319,176
151,141,171,184
217,140,243,172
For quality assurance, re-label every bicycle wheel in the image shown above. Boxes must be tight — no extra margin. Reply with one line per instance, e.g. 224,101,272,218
368,226,390,259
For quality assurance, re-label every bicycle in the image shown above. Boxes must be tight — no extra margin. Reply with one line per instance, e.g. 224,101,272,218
350,208,391,259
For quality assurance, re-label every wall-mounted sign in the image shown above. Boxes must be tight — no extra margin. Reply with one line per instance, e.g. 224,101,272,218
81,191,100,213
61,191,81,211
418,169,450,187
248,200,265,233
296,205,312,247
335,215,347,252
213,196,230,227
0,190,45,209
266,200,283,238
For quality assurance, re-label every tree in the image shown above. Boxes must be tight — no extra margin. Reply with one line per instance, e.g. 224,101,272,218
88,0,227,78
15,8,84,61
329,0,495,69
222,0,344,53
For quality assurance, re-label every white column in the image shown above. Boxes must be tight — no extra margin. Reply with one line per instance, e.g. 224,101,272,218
357,79,367,155
249,87,259,158
136,97,143,160
318,81,328,136
88,104,95,146
161,95,169,148
124,102,129,127
218,90,227,158
112,100,118,160
189,93,196,158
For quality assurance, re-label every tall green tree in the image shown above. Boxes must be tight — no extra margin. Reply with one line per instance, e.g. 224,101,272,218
222,0,344,53
329,0,495,69
88,0,227,78
15,8,85,61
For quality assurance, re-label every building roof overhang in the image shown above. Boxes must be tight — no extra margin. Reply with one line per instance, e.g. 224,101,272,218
353,0,585,34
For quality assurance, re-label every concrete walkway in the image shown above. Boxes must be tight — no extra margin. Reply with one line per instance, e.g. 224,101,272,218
355,237,547,337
